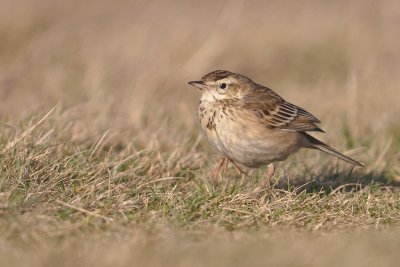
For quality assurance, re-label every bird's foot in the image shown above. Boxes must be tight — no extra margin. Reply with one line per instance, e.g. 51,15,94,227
254,163,275,192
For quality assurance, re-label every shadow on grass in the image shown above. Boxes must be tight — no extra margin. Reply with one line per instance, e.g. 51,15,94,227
272,167,400,193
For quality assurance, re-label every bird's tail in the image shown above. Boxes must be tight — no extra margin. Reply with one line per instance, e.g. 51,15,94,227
303,133,364,167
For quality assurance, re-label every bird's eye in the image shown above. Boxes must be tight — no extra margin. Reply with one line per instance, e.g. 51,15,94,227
219,83,227,89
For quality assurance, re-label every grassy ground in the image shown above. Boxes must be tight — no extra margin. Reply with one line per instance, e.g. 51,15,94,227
1,0,400,266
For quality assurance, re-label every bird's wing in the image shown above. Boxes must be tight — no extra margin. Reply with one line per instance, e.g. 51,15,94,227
239,86,324,132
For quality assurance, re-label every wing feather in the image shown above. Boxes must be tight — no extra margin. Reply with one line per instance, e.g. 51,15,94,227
240,85,324,132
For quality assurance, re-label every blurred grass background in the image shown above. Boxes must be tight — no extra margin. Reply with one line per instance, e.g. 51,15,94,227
1,0,400,266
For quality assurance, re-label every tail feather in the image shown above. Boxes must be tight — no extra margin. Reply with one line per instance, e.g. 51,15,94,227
303,133,364,167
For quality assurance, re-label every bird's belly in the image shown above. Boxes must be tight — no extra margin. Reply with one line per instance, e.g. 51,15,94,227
198,103,303,168
215,120,302,168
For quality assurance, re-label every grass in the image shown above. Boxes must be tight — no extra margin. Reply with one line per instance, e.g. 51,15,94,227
0,106,399,266
1,0,400,266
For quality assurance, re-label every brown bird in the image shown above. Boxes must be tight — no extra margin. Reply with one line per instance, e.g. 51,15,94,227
188,70,364,180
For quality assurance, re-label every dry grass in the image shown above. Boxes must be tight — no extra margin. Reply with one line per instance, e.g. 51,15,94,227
1,0,400,266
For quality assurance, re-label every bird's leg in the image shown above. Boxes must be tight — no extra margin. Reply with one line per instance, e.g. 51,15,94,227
223,157,229,178
212,157,226,183
266,163,275,180
229,159,249,176
221,157,230,192
253,163,275,193
259,163,275,188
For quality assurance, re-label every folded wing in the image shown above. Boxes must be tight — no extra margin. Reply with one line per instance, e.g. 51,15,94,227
240,86,324,133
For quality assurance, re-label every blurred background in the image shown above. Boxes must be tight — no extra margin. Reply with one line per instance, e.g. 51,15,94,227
0,0,399,161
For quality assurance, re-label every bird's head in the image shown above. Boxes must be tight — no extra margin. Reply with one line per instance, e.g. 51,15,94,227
188,70,255,101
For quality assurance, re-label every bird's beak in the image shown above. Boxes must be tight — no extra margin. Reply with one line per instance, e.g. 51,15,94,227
188,80,210,91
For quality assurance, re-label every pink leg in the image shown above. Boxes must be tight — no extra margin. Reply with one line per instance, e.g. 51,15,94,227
259,163,275,188
266,163,275,180
212,157,226,183
223,157,229,178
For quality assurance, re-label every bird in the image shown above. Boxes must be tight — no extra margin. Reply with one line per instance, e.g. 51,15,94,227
188,70,364,181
